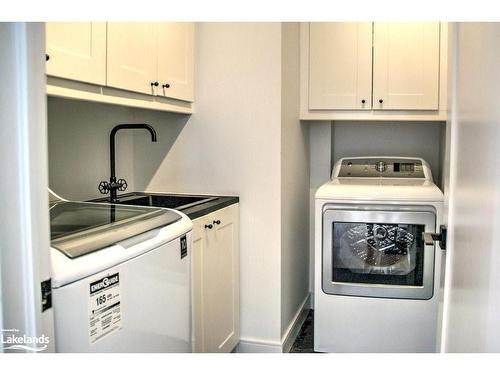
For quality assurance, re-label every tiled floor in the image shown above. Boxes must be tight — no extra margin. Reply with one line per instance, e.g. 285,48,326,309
289,309,316,353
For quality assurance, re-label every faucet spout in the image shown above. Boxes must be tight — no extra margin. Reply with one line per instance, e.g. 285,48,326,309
110,124,157,178
101,123,158,203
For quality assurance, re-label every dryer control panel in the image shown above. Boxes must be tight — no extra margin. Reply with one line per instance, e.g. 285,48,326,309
336,158,426,179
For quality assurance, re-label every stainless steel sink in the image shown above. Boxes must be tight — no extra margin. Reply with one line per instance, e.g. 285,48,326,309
97,192,217,210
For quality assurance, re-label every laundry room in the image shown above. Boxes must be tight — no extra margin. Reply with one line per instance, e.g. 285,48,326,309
2,2,500,372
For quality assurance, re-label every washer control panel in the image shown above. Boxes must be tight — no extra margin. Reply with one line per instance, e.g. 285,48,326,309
337,158,425,178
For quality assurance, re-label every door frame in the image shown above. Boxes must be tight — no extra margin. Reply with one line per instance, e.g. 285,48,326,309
0,22,55,353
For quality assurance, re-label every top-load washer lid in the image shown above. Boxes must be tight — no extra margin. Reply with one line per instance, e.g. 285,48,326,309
50,201,182,258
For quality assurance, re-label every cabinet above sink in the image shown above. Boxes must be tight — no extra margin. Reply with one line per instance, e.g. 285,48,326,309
45,22,194,114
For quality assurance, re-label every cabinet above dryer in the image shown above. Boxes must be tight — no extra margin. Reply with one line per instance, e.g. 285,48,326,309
301,22,449,121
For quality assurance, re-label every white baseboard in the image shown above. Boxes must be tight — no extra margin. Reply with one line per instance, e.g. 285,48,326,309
235,338,282,353
235,293,311,353
281,293,311,353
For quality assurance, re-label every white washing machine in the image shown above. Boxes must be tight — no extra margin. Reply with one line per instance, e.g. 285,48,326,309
314,157,444,352
49,197,193,352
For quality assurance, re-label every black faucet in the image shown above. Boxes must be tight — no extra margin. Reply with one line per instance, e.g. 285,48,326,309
98,124,157,203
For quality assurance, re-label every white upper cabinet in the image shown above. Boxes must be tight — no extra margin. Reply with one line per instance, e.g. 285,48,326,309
309,22,372,110
106,22,194,101
301,22,447,120
106,22,157,95
373,22,440,110
157,23,195,102
46,22,195,113
46,22,106,85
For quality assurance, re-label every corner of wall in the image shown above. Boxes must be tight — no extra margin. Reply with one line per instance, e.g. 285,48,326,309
280,22,311,339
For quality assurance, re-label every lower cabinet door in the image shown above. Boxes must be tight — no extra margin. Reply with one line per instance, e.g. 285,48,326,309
192,204,240,352
191,218,206,352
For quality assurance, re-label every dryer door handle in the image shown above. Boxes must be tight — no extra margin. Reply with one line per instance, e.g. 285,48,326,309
424,225,447,250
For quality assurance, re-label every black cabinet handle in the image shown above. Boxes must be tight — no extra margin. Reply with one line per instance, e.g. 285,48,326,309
162,83,170,89
46,54,50,61
361,99,366,104
205,224,213,229
151,81,159,87
213,220,221,225
379,99,384,104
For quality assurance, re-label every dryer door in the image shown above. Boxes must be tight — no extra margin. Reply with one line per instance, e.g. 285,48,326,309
322,206,436,299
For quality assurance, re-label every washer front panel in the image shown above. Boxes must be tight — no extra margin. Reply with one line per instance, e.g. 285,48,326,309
322,204,436,300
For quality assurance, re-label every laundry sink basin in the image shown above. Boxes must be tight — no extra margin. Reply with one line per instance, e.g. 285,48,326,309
92,192,217,210
89,192,239,220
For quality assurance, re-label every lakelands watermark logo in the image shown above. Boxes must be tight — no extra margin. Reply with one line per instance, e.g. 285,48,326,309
1,328,50,352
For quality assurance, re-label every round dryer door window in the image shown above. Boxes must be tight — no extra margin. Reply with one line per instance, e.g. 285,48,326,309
333,222,423,286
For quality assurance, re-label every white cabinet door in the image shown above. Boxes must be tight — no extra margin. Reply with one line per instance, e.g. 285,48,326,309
373,22,440,110
309,22,373,110
192,204,240,353
106,22,157,95
46,22,106,85
191,219,207,353
204,205,239,353
157,23,194,102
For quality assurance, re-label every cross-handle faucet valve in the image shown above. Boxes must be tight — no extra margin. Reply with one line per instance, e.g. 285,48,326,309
97,123,157,203
98,177,128,195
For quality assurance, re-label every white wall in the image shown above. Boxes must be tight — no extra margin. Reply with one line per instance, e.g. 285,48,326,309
47,97,191,201
280,23,310,340
442,23,500,352
134,23,285,346
0,260,2,353
308,122,331,299
48,98,135,200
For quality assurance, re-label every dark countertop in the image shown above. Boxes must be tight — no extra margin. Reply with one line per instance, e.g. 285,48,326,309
180,195,239,219
89,192,239,220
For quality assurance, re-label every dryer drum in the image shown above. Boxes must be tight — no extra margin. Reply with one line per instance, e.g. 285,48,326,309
340,223,416,271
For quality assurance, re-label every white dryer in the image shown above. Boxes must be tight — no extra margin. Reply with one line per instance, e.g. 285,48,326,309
314,157,444,352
